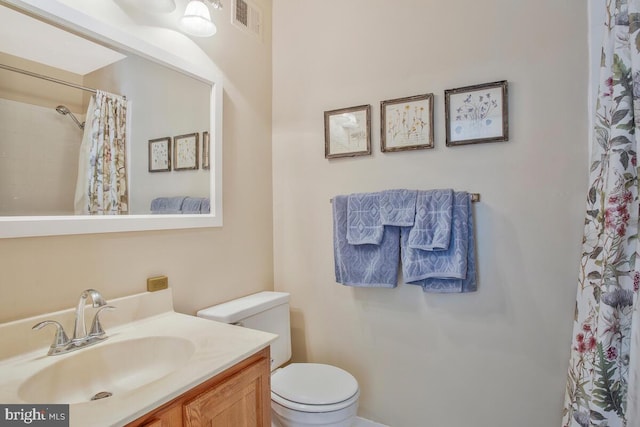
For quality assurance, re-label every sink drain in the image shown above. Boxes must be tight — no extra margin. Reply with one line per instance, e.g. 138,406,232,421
90,391,113,401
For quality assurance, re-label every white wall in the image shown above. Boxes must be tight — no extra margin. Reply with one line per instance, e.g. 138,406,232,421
272,1,588,426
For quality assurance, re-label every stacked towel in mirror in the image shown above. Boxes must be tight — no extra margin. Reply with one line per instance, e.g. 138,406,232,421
150,197,210,214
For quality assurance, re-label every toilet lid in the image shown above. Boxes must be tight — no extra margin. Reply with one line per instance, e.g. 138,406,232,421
271,363,358,406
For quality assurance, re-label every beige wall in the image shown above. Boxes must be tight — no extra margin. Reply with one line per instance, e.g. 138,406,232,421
273,1,588,426
0,1,274,322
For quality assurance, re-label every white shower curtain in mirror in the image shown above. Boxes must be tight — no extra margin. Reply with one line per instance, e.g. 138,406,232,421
562,0,640,426
74,90,128,214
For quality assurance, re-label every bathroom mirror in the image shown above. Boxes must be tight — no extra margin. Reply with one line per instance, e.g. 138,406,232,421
0,0,223,237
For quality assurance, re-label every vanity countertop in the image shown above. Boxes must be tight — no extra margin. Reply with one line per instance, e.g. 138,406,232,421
0,289,277,427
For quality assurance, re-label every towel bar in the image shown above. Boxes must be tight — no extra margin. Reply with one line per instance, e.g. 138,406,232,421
330,192,480,203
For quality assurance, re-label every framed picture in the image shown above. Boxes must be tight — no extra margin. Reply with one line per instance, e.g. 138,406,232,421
445,80,509,146
148,137,171,172
381,93,434,152
173,133,199,170
324,104,371,159
202,131,210,170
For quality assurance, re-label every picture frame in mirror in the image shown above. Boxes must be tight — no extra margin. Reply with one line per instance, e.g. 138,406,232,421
148,137,171,172
174,133,199,170
202,131,210,170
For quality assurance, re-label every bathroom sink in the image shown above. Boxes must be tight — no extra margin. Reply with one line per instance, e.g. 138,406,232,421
0,289,277,426
18,336,195,404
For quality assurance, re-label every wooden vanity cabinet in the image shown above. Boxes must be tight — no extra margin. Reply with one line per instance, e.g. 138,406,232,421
126,347,271,427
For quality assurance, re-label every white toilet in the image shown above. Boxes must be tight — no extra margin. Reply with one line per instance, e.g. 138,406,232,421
197,291,360,427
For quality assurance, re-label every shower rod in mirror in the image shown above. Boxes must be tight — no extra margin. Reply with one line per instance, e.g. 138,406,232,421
0,63,125,98
1,63,127,130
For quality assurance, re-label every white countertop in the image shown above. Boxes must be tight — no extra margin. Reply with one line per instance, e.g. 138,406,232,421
0,289,277,427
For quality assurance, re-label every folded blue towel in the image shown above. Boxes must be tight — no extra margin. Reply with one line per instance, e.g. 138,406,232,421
200,198,210,213
380,189,417,226
420,215,477,293
407,189,454,250
402,192,476,292
181,197,203,214
333,195,400,287
150,196,185,214
347,192,384,245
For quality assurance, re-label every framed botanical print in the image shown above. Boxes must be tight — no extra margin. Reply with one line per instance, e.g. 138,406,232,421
148,137,171,172
381,93,434,152
173,133,199,171
445,80,509,146
324,104,371,159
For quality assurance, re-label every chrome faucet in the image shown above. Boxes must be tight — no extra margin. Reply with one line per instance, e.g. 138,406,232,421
33,289,115,356
72,288,106,343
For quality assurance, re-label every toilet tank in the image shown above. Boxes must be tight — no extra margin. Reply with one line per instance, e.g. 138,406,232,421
196,291,291,370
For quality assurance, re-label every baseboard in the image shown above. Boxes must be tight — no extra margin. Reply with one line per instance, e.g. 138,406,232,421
353,416,390,427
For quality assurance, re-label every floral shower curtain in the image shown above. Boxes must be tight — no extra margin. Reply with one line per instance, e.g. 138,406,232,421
562,0,640,426
74,90,128,214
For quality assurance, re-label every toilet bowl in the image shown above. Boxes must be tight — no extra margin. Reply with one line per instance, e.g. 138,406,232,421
197,292,360,427
271,363,359,427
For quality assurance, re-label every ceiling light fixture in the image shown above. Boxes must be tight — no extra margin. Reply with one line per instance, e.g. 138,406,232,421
180,0,218,37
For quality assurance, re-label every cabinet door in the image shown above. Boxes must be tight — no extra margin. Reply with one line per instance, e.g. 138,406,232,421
139,405,182,427
183,356,270,427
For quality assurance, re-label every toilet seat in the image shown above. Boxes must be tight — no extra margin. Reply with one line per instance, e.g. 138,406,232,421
271,363,359,413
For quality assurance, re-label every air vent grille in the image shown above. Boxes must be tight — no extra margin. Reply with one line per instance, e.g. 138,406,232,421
232,0,263,41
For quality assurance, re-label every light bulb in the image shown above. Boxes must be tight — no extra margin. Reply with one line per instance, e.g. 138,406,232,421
180,0,217,37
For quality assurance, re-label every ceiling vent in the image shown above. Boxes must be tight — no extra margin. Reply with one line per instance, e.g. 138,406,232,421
231,0,263,41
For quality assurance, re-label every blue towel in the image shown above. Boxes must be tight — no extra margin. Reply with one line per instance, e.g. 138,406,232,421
200,198,210,213
181,197,203,214
333,195,400,287
347,192,384,245
380,189,417,226
402,192,476,292
407,189,454,250
150,196,185,214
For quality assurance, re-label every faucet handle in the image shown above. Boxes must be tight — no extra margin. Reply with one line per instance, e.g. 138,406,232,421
32,320,70,355
89,305,116,337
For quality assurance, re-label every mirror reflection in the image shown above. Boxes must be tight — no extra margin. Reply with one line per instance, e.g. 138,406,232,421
0,4,211,216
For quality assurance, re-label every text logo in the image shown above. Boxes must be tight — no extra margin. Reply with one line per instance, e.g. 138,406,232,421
0,405,69,426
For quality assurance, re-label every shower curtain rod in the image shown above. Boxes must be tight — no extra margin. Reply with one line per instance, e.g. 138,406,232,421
0,63,125,99
0,63,97,94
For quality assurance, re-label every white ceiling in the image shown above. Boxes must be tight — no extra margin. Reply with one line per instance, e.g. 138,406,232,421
0,5,126,76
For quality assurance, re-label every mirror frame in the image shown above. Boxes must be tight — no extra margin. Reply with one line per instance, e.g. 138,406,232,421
0,0,223,238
